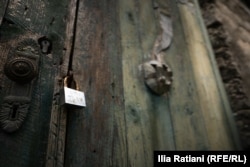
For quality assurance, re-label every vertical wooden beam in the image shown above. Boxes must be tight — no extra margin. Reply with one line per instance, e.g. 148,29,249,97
164,0,210,150
64,0,127,166
119,0,155,165
177,0,241,149
45,0,78,166
119,0,175,166
194,0,242,150
0,0,72,166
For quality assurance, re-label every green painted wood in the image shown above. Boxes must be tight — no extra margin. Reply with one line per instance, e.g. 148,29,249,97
119,0,175,166
0,0,71,166
194,0,242,150
166,0,210,150
177,0,239,149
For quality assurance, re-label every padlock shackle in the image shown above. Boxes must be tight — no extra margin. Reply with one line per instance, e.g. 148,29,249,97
64,76,79,90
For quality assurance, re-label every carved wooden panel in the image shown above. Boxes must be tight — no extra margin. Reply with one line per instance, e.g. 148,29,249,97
0,39,40,133
0,0,71,166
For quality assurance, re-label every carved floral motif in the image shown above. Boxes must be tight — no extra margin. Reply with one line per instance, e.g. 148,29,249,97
4,57,37,83
4,39,39,83
142,59,173,95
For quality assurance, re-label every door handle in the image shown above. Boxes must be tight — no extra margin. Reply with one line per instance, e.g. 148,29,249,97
0,39,40,133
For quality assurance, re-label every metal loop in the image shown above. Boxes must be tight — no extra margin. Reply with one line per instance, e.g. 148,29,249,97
63,76,79,90
75,82,79,91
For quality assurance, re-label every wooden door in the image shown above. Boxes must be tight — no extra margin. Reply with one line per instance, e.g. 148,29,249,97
0,0,71,166
0,0,241,167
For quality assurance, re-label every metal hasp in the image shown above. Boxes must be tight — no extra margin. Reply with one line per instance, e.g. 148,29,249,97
0,39,40,133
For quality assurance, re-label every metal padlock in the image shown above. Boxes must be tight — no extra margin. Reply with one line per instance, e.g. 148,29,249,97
60,76,86,107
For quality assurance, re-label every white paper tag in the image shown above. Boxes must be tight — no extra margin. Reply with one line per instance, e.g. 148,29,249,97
64,87,86,107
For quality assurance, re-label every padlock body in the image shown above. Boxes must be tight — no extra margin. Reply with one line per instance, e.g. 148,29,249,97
60,87,86,107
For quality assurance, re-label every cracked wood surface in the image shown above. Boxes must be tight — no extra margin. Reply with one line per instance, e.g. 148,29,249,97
65,0,239,166
0,0,240,167
64,0,127,166
0,0,70,166
178,0,240,149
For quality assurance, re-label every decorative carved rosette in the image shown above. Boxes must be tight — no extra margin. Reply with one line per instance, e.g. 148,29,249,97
142,60,173,95
4,39,40,84
4,57,38,83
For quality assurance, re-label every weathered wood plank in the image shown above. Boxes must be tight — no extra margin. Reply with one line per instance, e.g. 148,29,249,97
64,0,127,166
0,0,71,166
196,0,241,149
119,0,175,166
200,0,248,149
177,0,240,149
0,0,241,166
119,1,155,165
63,5,240,167
163,0,210,150
45,0,78,166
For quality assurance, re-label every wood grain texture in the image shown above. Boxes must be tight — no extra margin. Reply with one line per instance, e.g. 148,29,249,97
0,0,241,166
64,0,127,166
45,0,78,166
178,0,240,149
65,0,239,166
119,0,175,166
201,0,248,150
65,0,175,166
0,0,71,166
164,0,210,150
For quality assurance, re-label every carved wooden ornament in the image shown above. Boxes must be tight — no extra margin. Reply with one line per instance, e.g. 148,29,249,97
140,1,173,96
142,59,172,95
0,39,40,133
